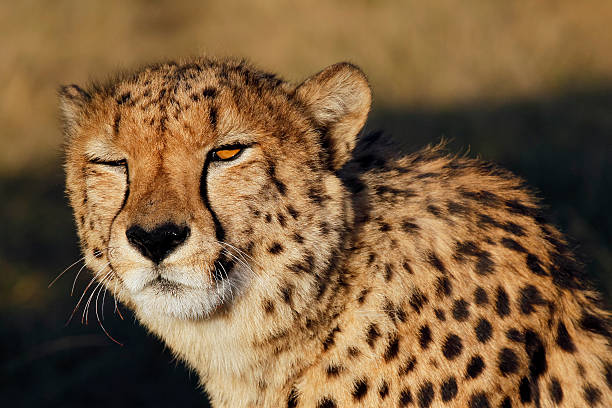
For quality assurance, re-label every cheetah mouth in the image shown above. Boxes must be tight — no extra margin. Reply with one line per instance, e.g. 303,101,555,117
148,276,184,293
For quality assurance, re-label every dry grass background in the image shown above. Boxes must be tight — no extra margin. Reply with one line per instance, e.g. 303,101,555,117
1,1,612,406
2,0,612,172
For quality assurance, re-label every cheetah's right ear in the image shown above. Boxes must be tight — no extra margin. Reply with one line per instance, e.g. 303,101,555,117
296,63,371,170
59,84,91,136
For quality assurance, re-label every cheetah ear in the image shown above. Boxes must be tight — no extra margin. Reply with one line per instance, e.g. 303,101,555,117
296,63,371,170
58,84,91,136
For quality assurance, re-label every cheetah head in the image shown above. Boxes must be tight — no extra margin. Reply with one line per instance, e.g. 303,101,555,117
61,59,371,321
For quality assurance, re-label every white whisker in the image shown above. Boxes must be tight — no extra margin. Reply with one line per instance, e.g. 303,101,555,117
49,256,86,288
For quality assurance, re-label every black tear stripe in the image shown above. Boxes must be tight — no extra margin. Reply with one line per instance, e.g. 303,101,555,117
107,164,131,248
200,155,226,242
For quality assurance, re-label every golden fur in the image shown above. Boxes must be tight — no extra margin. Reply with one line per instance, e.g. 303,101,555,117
61,58,612,407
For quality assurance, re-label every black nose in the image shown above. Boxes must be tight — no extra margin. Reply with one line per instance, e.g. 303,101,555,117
126,223,190,264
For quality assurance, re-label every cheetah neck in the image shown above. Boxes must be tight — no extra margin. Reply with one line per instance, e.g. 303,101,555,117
136,268,351,407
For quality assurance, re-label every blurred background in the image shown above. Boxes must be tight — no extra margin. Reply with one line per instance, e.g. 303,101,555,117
1,0,611,406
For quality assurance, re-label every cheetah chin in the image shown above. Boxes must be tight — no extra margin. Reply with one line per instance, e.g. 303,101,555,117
61,57,612,408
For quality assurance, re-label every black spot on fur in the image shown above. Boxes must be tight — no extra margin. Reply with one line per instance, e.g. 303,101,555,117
347,347,361,358
319,222,330,236
202,87,217,98
435,309,446,321
116,91,131,105
436,276,452,297
477,213,500,229
317,397,336,408
447,201,469,216
440,376,458,401
399,356,417,375
113,112,121,135
501,221,526,236
287,205,299,219
384,264,393,281
500,396,511,408
326,364,343,377
323,325,340,351
287,388,299,408
579,312,612,339
442,334,463,360
357,288,370,304
426,204,442,217
549,377,563,403
519,376,532,402
401,220,420,233
475,318,493,343
498,348,519,376
292,232,304,244
93,248,103,258
352,379,368,401
428,252,447,273
506,199,538,217
379,381,389,399
506,328,523,343
556,321,576,352
526,253,547,276
524,329,547,380
417,382,434,408
474,287,489,305
263,299,275,314
379,221,391,232
469,392,490,408
495,286,510,317
549,248,584,289
396,305,407,322
452,299,470,321
268,242,284,254
519,285,547,315
410,289,429,313
605,362,612,391
462,190,500,207
501,237,526,253
466,355,485,379
475,252,495,275
287,253,315,274
277,213,287,227
384,335,400,361
366,323,380,348
307,186,324,205
419,325,432,349
583,384,602,406
281,284,293,305
455,241,481,259
209,106,217,128
399,388,413,406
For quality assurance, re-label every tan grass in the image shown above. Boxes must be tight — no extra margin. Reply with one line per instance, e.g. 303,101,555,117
1,0,611,173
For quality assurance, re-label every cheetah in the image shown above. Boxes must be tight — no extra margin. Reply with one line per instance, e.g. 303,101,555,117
60,58,612,407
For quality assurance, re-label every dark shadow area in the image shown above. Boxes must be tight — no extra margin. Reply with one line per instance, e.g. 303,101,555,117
1,88,610,407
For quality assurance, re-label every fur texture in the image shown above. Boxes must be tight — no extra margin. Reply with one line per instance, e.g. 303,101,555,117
61,58,612,407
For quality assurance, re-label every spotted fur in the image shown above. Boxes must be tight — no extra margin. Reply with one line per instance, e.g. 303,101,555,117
61,57,612,407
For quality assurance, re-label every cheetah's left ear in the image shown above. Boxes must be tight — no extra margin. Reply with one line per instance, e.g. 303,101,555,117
296,63,371,170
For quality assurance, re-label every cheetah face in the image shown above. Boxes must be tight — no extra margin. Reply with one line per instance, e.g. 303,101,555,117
61,60,370,320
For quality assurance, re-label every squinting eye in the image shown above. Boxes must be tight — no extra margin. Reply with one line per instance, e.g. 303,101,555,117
213,148,243,161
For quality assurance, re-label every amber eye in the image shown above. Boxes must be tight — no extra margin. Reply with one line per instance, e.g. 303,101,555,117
212,147,243,161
